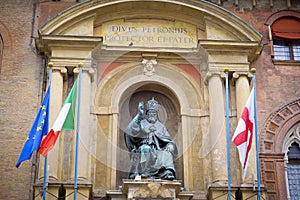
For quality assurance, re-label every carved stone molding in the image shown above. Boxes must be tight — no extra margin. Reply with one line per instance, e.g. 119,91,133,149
142,59,157,76
261,99,300,153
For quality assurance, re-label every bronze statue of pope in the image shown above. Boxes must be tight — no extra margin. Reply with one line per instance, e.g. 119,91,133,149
125,97,178,180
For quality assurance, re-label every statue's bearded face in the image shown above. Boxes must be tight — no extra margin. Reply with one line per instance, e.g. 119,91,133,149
146,110,158,123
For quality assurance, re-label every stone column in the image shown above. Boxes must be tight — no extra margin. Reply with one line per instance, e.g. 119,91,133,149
38,67,66,182
66,66,94,200
70,66,94,181
233,72,250,119
233,72,256,184
37,66,66,200
284,154,291,200
206,72,228,184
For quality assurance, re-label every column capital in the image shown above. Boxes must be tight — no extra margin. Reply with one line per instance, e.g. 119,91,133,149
232,71,252,79
51,66,68,79
232,71,253,86
203,71,222,85
73,66,96,81
73,66,95,75
51,66,67,74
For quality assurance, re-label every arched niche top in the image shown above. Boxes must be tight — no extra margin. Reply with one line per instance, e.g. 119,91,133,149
38,0,262,42
93,62,204,116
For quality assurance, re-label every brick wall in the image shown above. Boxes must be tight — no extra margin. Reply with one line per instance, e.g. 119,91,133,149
227,7,300,130
0,0,43,199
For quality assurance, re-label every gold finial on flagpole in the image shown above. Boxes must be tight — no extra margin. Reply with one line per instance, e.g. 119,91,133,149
224,67,230,72
78,62,83,68
48,62,54,68
250,68,256,73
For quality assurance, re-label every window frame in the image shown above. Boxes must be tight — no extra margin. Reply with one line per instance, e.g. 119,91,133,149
265,11,300,65
273,38,300,61
283,122,300,200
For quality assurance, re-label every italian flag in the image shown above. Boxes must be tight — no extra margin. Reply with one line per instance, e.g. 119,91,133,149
38,79,78,157
232,89,255,181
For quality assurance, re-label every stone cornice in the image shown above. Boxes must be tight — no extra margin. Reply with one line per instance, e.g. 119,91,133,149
35,35,102,56
49,57,93,68
38,0,262,42
199,40,263,62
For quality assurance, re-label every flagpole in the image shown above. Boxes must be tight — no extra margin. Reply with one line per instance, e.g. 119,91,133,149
43,155,48,200
74,63,83,200
43,62,53,200
224,68,231,200
251,68,261,200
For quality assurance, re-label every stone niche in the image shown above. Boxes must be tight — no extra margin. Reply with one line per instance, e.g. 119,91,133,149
106,179,193,200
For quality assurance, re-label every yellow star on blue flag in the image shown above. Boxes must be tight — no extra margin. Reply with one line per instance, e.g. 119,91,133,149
16,86,50,168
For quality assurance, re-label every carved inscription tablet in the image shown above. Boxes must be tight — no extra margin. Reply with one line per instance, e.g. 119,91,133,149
102,19,197,48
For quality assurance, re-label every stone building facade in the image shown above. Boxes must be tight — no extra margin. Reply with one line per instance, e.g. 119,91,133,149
0,0,299,200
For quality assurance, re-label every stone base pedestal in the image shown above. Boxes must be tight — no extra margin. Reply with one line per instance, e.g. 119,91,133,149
65,183,92,200
34,184,60,200
34,181,92,200
208,185,265,200
107,179,193,200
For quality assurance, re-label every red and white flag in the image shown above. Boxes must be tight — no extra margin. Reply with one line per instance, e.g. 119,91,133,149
232,89,255,181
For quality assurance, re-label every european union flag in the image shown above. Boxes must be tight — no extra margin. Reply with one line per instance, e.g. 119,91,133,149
16,86,50,168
